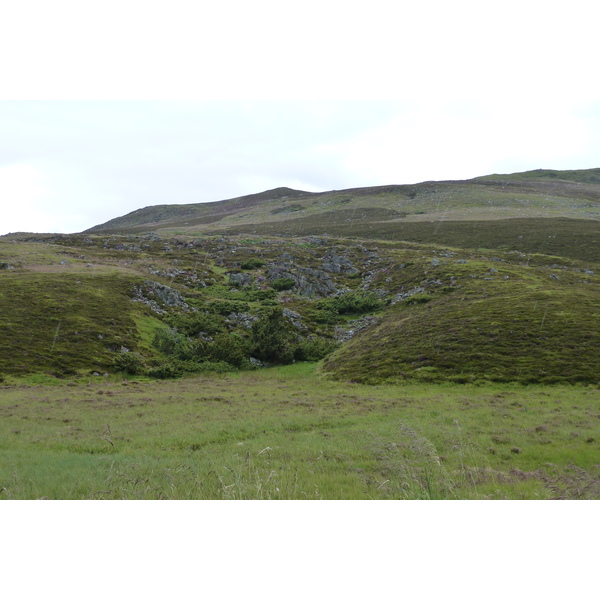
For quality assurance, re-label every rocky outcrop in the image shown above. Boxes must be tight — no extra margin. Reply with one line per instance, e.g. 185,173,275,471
228,272,254,287
282,308,306,330
390,287,426,305
321,253,360,277
266,257,340,297
132,281,190,314
226,312,258,329
334,316,381,342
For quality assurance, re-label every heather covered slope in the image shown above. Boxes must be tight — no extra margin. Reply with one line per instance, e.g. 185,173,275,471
87,168,600,238
322,250,600,384
1,167,599,385
86,187,316,234
1,228,599,385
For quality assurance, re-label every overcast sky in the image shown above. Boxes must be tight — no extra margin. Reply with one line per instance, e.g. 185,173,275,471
1,0,599,235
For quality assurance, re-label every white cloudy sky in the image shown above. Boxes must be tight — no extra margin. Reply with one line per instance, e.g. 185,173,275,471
1,0,599,235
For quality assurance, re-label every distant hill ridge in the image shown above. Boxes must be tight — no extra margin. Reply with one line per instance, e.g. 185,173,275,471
86,187,314,233
86,168,600,236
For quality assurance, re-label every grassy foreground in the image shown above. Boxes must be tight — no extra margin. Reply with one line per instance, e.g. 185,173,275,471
1,364,599,500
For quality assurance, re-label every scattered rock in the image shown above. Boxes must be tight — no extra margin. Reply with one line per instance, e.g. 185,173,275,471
304,236,328,246
266,265,339,297
334,316,381,342
132,281,190,313
321,253,359,276
390,287,425,305
228,272,253,287
282,308,305,330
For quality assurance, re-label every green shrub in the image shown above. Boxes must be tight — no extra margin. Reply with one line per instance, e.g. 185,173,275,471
272,278,296,292
152,327,194,359
206,300,249,315
146,358,240,378
251,289,278,301
204,333,250,368
205,284,246,299
305,306,339,324
251,307,299,364
164,312,224,336
404,294,433,305
318,290,384,315
146,361,182,379
203,284,277,303
294,337,339,362
193,360,237,373
241,258,266,270
113,351,146,375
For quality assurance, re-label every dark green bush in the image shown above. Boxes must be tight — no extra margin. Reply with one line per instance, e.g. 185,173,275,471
113,351,146,375
147,359,236,377
164,311,224,336
260,299,279,306
152,327,194,359
251,289,278,301
272,278,296,291
251,307,298,364
318,290,384,315
192,361,237,373
294,337,339,362
241,258,266,270
204,333,250,368
146,361,182,379
404,294,433,305
206,300,249,315
305,306,339,324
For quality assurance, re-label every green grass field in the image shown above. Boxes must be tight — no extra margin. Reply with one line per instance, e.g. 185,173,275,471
2,364,598,500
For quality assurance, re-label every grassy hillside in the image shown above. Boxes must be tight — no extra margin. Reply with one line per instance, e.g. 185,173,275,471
0,167,598,386
323,252,600,384
86,187,315,233
474,167,600,185
86,168,600,240
1,225,598,385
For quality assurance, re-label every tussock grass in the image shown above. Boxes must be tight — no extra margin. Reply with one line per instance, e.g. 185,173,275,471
1,367,598,499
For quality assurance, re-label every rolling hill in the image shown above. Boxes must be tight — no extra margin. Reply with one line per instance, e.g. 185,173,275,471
1,167,599,385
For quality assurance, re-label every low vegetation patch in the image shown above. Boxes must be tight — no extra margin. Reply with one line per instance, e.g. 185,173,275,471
1,367,598,499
